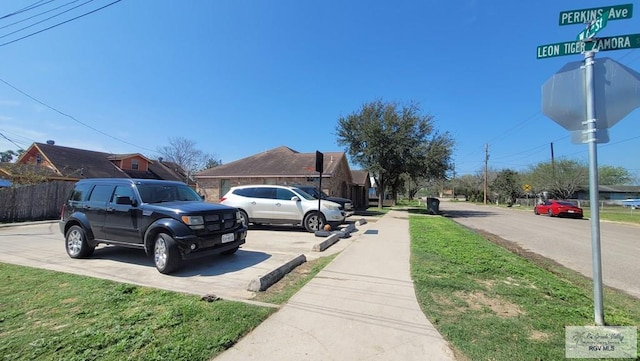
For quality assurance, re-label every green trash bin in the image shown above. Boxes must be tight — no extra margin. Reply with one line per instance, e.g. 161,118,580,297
426,197,440,214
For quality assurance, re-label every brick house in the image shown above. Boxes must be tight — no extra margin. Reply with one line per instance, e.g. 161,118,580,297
0,142,191,184
195,146,369,209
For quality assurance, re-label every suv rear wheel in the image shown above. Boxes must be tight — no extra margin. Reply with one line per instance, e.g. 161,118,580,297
303,211,326,232
65,225,95,258
154,233,181,274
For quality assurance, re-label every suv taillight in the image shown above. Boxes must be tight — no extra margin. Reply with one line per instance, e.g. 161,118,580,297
60,204,66,220
219,197,226,202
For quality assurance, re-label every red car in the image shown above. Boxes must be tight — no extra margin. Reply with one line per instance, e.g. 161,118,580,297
534,200,583,218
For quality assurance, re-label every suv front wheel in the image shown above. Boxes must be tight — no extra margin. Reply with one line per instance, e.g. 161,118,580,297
303,212,326,232
65,225,95,258
154,233,181,274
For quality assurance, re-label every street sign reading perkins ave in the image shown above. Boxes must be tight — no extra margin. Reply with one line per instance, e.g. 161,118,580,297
537,33,640,59
559,4,633,25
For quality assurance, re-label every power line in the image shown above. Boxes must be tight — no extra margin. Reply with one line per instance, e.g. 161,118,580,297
0,0,53,20
0,77,156,153
0,0,123,48
0,131,24,149
0,0,97,41
485,111,542,146
0,0,85,32
0,128,34,147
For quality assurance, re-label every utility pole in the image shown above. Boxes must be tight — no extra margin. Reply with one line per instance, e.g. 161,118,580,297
452,163,456,200
550,142,555,179
484,144,489,204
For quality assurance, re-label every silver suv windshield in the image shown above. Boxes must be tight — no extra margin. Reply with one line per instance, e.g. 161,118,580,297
137,184,202,203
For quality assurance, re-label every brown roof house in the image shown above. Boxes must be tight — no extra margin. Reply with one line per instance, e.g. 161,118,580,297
194,146,370,209
2,141,192,184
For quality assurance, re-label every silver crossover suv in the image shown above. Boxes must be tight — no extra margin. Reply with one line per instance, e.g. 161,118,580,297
220,185,346,232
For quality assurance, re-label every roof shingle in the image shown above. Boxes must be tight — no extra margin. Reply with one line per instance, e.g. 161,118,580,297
196,146,346,178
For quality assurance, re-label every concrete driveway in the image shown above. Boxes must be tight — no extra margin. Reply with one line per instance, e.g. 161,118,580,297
0,219,374,302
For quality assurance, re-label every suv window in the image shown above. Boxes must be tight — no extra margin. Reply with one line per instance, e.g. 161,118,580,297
88,184,114,203
275,188,295,200
70,182,92,201
233,187,255,197
253,187,275,199
137,184,201,203
110,185,136,204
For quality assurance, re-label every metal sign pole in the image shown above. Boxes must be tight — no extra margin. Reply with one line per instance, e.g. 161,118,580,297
318,170,322,214
584,50,605,326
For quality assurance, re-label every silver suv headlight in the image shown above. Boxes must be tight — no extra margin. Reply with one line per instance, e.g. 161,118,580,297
323,204,340,211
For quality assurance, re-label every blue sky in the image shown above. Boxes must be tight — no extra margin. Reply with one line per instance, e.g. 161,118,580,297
0,0,639,179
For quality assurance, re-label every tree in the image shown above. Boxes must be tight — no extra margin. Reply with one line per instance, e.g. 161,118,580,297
598,165,634,185
405,132,454,200
490,169,521,205
454,173,484,201
203,157,222,170
336,100,453,207
528,159,587,199
157,137,217,182
526,160,634,199
1,150,18,162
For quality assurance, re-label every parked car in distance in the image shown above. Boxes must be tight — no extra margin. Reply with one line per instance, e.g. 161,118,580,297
534,200,583,218
219,185,346,232
60,178,247,274
293,185,355,217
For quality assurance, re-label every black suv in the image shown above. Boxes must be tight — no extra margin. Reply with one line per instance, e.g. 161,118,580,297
59,178,247,274
294,185,354,217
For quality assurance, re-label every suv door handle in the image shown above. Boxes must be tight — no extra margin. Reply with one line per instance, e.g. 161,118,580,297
275,202,281,207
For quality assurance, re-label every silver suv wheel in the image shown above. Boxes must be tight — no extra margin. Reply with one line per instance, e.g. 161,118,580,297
304,212,325,232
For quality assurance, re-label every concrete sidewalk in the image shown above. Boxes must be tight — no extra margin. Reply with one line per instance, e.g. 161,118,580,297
213,210,456,361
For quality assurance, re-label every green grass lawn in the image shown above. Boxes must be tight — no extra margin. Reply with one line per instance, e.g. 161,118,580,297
0,264,275,361
0,251,336,361
410,213,640,360
583,206,640,225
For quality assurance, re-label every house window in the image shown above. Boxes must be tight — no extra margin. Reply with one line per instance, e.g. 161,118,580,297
132,159,139,170
220,179,230,198
36,154,42,164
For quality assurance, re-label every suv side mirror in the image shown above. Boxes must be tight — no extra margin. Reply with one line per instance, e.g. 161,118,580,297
291,196,300,202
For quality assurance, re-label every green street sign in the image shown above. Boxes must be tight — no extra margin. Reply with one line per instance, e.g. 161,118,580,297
577,10,609,40
559,4,633,26
537,33,640,59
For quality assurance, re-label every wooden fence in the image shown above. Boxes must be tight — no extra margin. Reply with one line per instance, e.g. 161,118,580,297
0,181,75,223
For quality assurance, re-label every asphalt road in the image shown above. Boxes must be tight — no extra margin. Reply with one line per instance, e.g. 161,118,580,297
0,220,371,302
439,200,640,299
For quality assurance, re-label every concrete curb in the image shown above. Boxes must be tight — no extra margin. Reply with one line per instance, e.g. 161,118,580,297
247,254,307,292
246,218,370,292
312,233,340,252
0,220,58,228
